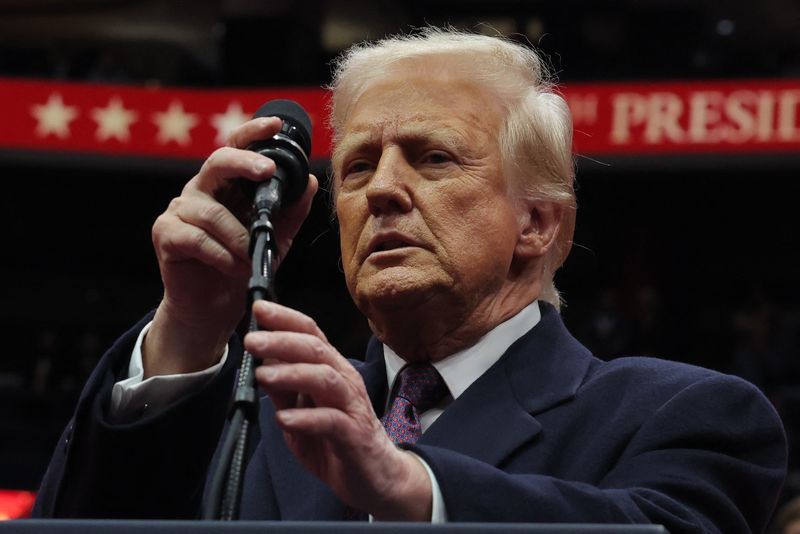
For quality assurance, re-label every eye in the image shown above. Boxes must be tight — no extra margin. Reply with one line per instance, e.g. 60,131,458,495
343,160,373,177
420,151,454,166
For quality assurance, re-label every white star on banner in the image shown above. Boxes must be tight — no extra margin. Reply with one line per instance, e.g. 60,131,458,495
211,101,250,146
152,101,198,146
91,97,138,142
31,93,79,139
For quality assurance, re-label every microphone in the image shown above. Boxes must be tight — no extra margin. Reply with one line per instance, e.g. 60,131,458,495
247,99,312,217
203,100,313,520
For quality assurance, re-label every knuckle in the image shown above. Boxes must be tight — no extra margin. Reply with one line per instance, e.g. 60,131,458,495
320,366,339,389
152,214,172,247
323,410,338,430
235,230,250,249
197,202,226,226
303,316,321,332
209,246,230,268
201,148,224,171
191,228,210,250
308,337,329,362
290,310,321,336
155,231,178,259
152,213,166,235
166,197,182,213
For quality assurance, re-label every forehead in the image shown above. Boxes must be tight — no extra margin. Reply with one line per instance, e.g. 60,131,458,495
333,75,503,159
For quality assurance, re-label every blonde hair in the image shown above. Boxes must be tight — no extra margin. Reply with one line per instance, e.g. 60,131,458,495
329,27,576,309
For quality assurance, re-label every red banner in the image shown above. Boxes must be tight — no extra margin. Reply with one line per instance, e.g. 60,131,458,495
564,79,800,155
1,77,799,161
0,79,331,161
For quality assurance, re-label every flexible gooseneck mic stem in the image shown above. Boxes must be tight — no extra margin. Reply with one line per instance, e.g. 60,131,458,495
202,212,277,520
201,99,311,520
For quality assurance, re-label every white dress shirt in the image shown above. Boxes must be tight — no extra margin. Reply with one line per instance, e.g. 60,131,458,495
381,301,541,521
382,300,542,430
110,300,542,521
111,323,229,420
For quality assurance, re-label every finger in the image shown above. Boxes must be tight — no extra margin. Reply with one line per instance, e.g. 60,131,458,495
169,195,250,264
273,174,320,257
246,331,342,371
256,363,352,410
275,406,353,439
187,146,276,196
153,212,249,276
227,116,282,150
250,301,328,341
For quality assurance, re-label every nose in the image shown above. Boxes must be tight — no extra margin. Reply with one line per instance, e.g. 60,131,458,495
365,147,414,217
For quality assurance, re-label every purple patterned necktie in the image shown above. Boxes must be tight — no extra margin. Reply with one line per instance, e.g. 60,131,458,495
381,363,448,444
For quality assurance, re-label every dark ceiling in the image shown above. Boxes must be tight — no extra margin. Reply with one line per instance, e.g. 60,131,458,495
1,0,799,86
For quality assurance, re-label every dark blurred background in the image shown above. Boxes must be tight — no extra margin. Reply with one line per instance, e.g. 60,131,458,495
0,0,799,521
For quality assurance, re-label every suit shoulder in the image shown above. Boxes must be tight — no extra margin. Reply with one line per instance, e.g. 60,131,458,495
594,354,716,379
575,356,785,457
584,355,768,404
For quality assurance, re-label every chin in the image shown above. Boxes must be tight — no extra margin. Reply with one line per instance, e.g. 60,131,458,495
354,267,447,313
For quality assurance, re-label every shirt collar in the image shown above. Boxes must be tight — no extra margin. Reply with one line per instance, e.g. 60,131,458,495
383,300,542,400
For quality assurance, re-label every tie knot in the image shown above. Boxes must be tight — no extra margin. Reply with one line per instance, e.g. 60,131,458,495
394,363,448,413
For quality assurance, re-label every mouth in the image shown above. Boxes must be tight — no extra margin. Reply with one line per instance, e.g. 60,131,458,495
367,232,421,257
373,239,411,252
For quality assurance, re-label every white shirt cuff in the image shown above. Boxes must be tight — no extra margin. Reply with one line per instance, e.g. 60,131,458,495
368,450,447,523
412,451,448,523
110,321,228,420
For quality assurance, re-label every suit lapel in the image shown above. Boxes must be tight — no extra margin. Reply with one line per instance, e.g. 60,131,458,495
418,361,542,466
419,303,594,467
359,336,390,417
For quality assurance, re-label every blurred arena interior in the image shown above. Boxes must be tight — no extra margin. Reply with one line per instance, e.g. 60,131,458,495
0,0,799,523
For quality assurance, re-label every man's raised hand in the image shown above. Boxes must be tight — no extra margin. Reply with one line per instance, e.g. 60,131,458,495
247,301,433,521
144,117,318,378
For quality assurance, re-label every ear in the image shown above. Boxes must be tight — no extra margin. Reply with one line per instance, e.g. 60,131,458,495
514,200,564,260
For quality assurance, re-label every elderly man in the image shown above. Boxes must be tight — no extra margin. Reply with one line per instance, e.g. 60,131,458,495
34,29,785,532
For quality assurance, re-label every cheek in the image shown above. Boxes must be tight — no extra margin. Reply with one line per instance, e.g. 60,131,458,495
426,184,517,250
457,203,520,270
335,197,364,269
425,182,481,229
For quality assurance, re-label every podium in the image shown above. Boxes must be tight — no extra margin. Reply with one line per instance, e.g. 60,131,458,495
0,521,668,533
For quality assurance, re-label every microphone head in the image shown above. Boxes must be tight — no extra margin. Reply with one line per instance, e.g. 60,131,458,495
254,99,312,156
248,99,312,211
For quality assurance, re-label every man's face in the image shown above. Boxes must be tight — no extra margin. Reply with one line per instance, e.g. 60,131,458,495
332,75,525,321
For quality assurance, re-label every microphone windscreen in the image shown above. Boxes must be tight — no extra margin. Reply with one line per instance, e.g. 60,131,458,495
254,100,312,156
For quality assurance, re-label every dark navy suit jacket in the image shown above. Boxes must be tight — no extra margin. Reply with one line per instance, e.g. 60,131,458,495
33,303,787,533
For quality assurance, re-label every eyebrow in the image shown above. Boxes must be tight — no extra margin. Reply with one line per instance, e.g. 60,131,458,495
331,130,377,168
332,122,474,166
